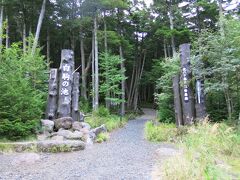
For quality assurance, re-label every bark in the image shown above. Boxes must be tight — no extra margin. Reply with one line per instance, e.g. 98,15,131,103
5,16,9,48
180,43,195,125
92,32,95,110
80,31,87,100
57,50,75,118
169,5,176,56
163,38,167,60
46,69,58,120
23,22,27,54
120,45,125,116
47,28,50,68
173,74,183,127
72,72,80,121
0,3,3,53
32,0,47,55
218,0,224,36
93,15,99,110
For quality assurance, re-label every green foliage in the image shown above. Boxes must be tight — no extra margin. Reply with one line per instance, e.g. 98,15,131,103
100,52,126,105
147,120,240,179
85,113,127,132
145,121,176,142
96,132,109,143
154,55,180,123
79,97,91,113
0,43,47,140
192,18,240,121
93,105,110,117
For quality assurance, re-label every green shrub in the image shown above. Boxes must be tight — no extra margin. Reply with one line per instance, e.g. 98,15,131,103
96,132,109,143
0,43,47,140
93,106,110,117
79,97,91,113
85,114,127,132
144,121,176,142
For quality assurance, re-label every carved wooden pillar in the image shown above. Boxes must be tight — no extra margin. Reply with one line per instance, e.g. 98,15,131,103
180,44,195,125
45,68,58,120
72,72,80,121
57,49,75,118
173,74,183,126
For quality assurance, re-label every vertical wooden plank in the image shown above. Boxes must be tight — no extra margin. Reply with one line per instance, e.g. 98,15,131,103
173,74,183,126
45,68,58,120
195,79,207,119
57,49,75,118
72,72,80,121
180,43,195,125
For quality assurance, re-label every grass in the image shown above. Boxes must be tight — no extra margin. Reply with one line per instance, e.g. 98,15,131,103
85,114,127,132
96,132,109,143
145,118,240,179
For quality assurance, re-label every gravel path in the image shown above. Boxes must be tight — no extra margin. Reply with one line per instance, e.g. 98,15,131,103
0,108,160,180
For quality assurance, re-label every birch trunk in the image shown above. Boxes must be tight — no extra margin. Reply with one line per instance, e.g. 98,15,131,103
0,3,3,53
23,22,27,54
47,28,50,69
94,15,99,110
32,0,46,55
169,5,176,56
80,31,87,100
5,16,9,48
120,45,125,116
92,31,95,110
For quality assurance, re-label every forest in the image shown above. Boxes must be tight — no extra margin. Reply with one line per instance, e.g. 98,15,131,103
0,0,239,179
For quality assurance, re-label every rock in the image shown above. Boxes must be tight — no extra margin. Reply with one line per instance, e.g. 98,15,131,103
80,122,91,130
80,128,90,134
37,134,49,141
82,134,94,145
91,124,107,136
57,129,83,140
54,117,73,130
37,140,85,152
72,121,83,131
41,119,54,133
51,135,64,141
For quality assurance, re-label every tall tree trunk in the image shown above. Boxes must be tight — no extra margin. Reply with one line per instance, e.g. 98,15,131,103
0,2,3,54
163,38,167,60
47,28,50,69
5,16,9,49
169,5,176,56
104,13,110,109
120,44,125,116
32,0,46,55
93,15,99,110
80,31,87,100
218,0,224,36
23,22,27,54
92,32,95,110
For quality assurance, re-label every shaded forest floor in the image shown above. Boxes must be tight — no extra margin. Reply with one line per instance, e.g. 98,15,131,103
0,108,178,180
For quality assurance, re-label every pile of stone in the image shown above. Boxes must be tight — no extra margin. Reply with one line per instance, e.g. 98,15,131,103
40,117,106,145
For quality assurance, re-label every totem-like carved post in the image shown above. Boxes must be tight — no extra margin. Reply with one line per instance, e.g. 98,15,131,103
57,50,75,118
46,68,58,120
72,72,80,121
172,74,183,126
180,44,195,125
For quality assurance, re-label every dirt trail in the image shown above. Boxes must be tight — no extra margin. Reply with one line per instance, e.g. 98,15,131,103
0,108,163,180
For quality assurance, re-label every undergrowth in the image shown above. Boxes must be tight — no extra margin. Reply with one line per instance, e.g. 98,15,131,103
145,119,240,179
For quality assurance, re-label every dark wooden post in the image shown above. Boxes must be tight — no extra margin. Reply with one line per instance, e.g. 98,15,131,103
173,74,183,126
72,72,80,121
180,43,195,125
57,49,75,118
45,68,58,120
